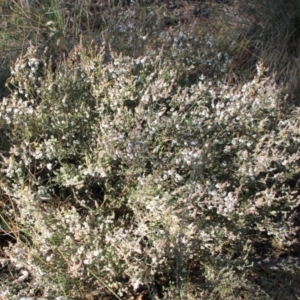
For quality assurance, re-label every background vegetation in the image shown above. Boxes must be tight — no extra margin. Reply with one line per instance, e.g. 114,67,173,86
0,1,300,299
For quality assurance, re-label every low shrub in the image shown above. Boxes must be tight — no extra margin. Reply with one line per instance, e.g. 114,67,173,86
1,41,300,299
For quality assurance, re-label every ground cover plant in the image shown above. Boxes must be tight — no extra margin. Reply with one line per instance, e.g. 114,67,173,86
0,1,300,299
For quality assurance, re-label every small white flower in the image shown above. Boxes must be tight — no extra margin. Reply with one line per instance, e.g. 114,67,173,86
77,246,85,254
132,278,142,291
46,254,53,262
83,259,91,265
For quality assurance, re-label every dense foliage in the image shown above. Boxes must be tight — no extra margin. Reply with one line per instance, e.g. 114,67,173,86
0,39,300,299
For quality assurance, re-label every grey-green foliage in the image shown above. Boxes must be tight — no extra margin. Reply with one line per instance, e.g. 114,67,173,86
1,43,300,299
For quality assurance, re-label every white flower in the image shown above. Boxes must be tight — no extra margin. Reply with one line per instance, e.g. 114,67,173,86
83,259,91,265
132,278,142,291
77,246,85,255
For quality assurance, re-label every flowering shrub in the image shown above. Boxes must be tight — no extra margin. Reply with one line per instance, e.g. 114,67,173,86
1,43,300,299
